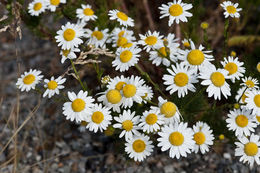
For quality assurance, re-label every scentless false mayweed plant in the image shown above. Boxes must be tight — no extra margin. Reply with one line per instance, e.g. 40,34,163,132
9,0,260,168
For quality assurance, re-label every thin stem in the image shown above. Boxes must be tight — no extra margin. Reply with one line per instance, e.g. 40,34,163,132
224,18,229,56
203,29,209,49
143,98,157,106
182,87,206,110
238,87,248,103
70,59,87,91
135,64,167,98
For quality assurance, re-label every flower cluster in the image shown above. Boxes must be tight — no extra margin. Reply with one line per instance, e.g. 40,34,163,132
16,0,260,167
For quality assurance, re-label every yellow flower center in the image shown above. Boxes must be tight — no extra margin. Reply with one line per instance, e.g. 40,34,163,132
169,132,184,146
71,98,85,112
145,113,158,125
63,29,76,41
158,47,167,57
169,4,183,16
194,132,206,145
226,5,237,14
160,102,177,118
122,42,133,48
33,3,42,11
245,80,255,88
183,42,190,48
254,94,260,107
225,62,238,75
23,74,36,85
117,37,128,47
123,84,136,98
116,11,128,21
81,121,88,126
257,63,260,72
145,36,157,46
132,139,146,153
120,50,133,63
230,51,236,57
235,114,248,127
122,120,133,131
91,111,104,124
210,72,225,87
187,49,205,65
106,89,122,104
91,31,104,40
47,80,58,90
241,92,248,103
244,142,258,156
256,115,260,123
200,22,209,29
62,49,70,57
50,0,60,6
219,134,225,140
174,72,189,87
115,81,126,91
83,8,94,16
118,31,125,37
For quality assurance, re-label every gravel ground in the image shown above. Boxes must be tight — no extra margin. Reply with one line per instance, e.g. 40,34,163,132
1,21,260,173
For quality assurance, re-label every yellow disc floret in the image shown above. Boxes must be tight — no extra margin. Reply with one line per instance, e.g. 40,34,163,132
145,36,157,46
174,72,189,87
254,94,260,107
187,49,205,65
235,114,248,127
226,5,237,14
47,80,58,90
91,111,104,124
115,81,126,91
169,132,184,146
116,12,128,21
160,102,177,118
122,120,133,131
91,31,104,40
120,50,133,63
23,74,36,85
169,4,183,16
33,3,42,11
50,0,60,6
244,142,258,156
245,80,255,88
225,62,238,75
210,72,225,87
194,132,206,145
71,98,85,112
63,29,76,41
62,49,70,57
123,84,136,98
117,37,128,47
158,47,167,57
132,139,146,153
106,89,122,104
256,115,260,123
145,113,158,125
83,8,94,16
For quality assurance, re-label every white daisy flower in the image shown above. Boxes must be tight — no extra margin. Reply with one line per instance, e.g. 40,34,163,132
97,89,123,113
110,27,136,46
253,115,260,125
46,0,66,12
113,110,140,140
59,47,80,64
85,27,109,48
220,56,245,83
182,38,191,49
138,107,165,133
43,76,66,98
86,103,112,133
149,46,171,67
157,96,180,124
245,90,260,115
107,75,129,91
76,4,97,22
138,30,163,52
178,40,214,73
28,0,47,16
159,0,193,26
241,76,259,90
192,121,214,154
121,75,146,108
125,134,154,162
62,90,94,123
108,9,134,27
55,22,85,50
220,1,242,18
226,108,257,137
141,84,154,104
112,46,141,72
157,122,195,159
235,134,260,168
163,63,198,98
16,69,43,92
199,64,231,100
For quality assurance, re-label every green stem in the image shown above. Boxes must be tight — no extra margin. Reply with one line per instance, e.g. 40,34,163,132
135,64,167,98
238,87,248,103
70,59,87,91
224,19,229,57
182,87,206,110
143,98,157,106
203,29,209,49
